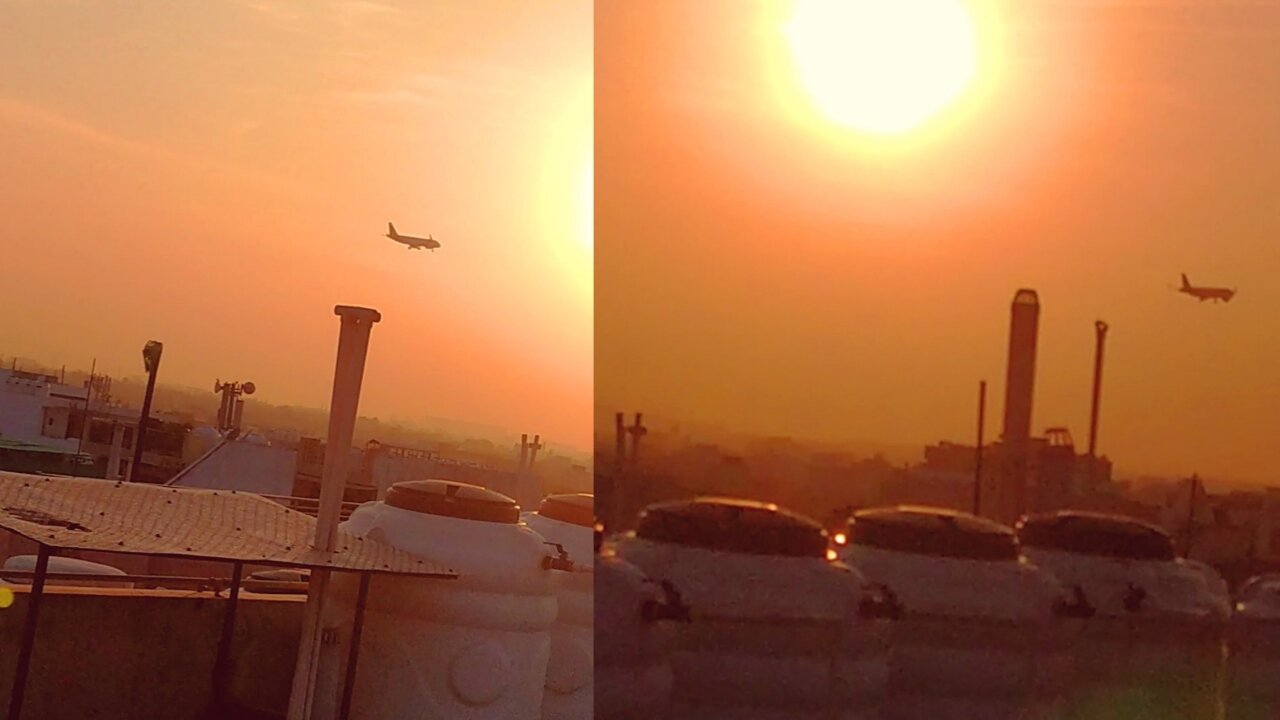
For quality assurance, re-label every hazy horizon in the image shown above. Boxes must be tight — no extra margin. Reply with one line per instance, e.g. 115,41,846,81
598,0,1280,485
0,1,592,451
2,351,590,461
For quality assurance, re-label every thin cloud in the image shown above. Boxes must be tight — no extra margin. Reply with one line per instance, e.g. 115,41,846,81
330,0,400,19
336,67,548,111
0,94,317,199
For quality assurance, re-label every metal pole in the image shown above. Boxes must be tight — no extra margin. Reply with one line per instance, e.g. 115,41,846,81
1185,474,1199,557
212,562,244,711
338,573,372,720
75,358,96,479
528,434,543,467
130,342,163,482
288,305,380,720
314,308,380,552
9,545,51,720
614,412,625,469
216,385,229,432
629,413,646,469
974,380,986,516
1087,321,1109,486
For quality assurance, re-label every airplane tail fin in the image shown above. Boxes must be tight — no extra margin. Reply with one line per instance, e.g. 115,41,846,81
388,222,397,237
1180,273,1191,290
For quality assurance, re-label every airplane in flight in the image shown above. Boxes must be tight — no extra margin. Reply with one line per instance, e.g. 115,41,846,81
385,222,440,251
1177,273,1236,303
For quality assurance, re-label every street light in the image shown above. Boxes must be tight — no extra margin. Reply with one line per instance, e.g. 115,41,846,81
129,341,163,482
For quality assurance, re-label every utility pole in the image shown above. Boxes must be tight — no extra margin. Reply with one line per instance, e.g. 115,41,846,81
614,412,626,470
528,434,544,467
1185,473,1200,557
74,358,96,479
514,433,544,510
626,413,647,470
214,380,256,434
974,380,986,516
129,342,162,482
1087,321,1109,486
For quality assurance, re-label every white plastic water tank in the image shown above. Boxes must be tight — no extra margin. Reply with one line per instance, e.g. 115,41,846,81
3,555,132,589
838,506,1075,720
614,497,890,720
1223,568,1280,712
333,480,558,720
1017,511,1228,720
596,530,676,720
1224,574,1280,720
522,494,594,720
1186,558,1231,609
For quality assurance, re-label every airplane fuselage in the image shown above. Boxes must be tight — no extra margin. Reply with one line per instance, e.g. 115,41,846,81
1178,274,1234,303
385,224,440,250
1180,287,1235,302
388,234,437,250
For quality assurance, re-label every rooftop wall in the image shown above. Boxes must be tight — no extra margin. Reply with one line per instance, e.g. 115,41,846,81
0,586,302,719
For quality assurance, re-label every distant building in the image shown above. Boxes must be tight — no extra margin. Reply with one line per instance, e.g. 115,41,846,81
910,428,1116,518
0,368,187,482
167,436,297,496
285,437,541,509
0,368,89,453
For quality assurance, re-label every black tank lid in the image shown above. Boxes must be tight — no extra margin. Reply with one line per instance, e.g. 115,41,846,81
633,497,829,559
1016,511,1175,561
848,506,1018,561
386,479,520,524
538,493,594,527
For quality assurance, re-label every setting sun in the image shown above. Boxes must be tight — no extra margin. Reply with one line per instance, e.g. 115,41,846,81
784,0,978,135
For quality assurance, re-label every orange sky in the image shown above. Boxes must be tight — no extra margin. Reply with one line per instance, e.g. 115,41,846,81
597,0,1280,484
0,1,591,452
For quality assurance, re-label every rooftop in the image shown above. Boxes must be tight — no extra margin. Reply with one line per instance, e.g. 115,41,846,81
0,471,456,578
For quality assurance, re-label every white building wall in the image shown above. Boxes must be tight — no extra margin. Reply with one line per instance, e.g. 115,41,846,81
0,384,47,441
0,369,88,452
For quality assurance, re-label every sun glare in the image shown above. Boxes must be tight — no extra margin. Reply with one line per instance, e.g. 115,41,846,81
784,0,978,135
579,153,593,252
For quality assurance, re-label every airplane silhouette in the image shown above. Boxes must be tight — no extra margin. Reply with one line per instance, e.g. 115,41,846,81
1177,273,1235,303
386,222,440,250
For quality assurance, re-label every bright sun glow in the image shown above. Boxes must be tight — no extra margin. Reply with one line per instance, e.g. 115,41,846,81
784,0,978,135
579,153,593,252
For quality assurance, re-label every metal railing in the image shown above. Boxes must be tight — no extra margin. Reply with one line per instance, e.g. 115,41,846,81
0,569,309,594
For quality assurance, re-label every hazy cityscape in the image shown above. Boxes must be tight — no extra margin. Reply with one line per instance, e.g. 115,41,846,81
4,0,1280,719
0,352,590,494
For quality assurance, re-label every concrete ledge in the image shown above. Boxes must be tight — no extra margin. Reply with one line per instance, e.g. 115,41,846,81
0,586,302,719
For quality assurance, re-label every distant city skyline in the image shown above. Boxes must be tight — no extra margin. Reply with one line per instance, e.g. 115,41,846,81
598,0,1280,486
0,351,588,459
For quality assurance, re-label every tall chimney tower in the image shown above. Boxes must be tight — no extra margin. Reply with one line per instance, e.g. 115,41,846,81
999,289,1040,523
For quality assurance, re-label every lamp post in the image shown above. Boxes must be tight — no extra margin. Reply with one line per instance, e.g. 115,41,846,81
129,341,163,482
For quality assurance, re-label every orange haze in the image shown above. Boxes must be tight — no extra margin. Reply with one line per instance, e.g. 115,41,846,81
597,0,1280,483
0,1,591,451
